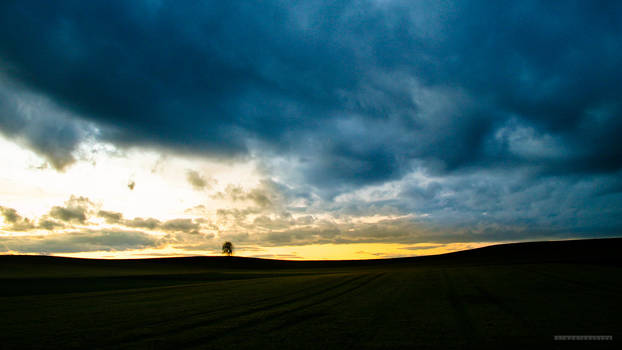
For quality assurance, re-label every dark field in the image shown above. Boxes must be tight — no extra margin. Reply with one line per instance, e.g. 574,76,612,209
1,238,621,349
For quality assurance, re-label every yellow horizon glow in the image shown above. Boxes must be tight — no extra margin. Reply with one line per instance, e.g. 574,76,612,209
22,242,495,260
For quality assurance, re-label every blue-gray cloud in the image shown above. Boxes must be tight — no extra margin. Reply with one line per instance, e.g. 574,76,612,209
0,79,91,170
1,1,619,179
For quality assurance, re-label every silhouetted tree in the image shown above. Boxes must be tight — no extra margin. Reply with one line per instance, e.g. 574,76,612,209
222,241,234,256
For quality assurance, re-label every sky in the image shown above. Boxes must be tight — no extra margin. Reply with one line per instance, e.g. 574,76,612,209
0,0,621,259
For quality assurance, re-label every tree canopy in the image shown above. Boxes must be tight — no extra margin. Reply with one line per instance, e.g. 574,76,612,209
222,241,233,256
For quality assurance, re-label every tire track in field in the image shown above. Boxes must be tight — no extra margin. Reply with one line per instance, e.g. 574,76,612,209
179,272,386,348
441,269,480,345
107,273,341,335
462,270,536,334
261,272,387,333
105,274,362,346
342,271,409,350
513,265,622,296
109,273,371,348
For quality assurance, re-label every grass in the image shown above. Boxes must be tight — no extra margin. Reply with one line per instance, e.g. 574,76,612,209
1,238,621,349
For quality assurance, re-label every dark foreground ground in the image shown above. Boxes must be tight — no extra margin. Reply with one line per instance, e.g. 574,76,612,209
1,238,621,349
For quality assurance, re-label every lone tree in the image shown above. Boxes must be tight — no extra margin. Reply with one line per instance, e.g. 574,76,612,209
222,241,234,256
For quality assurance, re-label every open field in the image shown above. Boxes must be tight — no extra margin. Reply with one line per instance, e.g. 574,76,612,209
1,238,621,349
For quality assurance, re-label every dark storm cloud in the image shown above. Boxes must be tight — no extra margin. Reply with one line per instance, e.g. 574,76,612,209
0,80,88,170
1,0,620,185
123,217,161,230
49,206,87,223
0,200,218,254
161,219,200,234
213,215,577,247
212,180,285,209
0,206,65,231
0,206,35,231
186,170,213,191
0,206,23,225
95,209,202,233
97,210,123,224
37,218,65,231
48,196,93,224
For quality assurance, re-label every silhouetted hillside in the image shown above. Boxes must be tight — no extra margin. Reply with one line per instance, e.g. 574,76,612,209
1,237,620,278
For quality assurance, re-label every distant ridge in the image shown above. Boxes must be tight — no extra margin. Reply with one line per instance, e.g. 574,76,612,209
418,237,622,265
1,237,621,274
